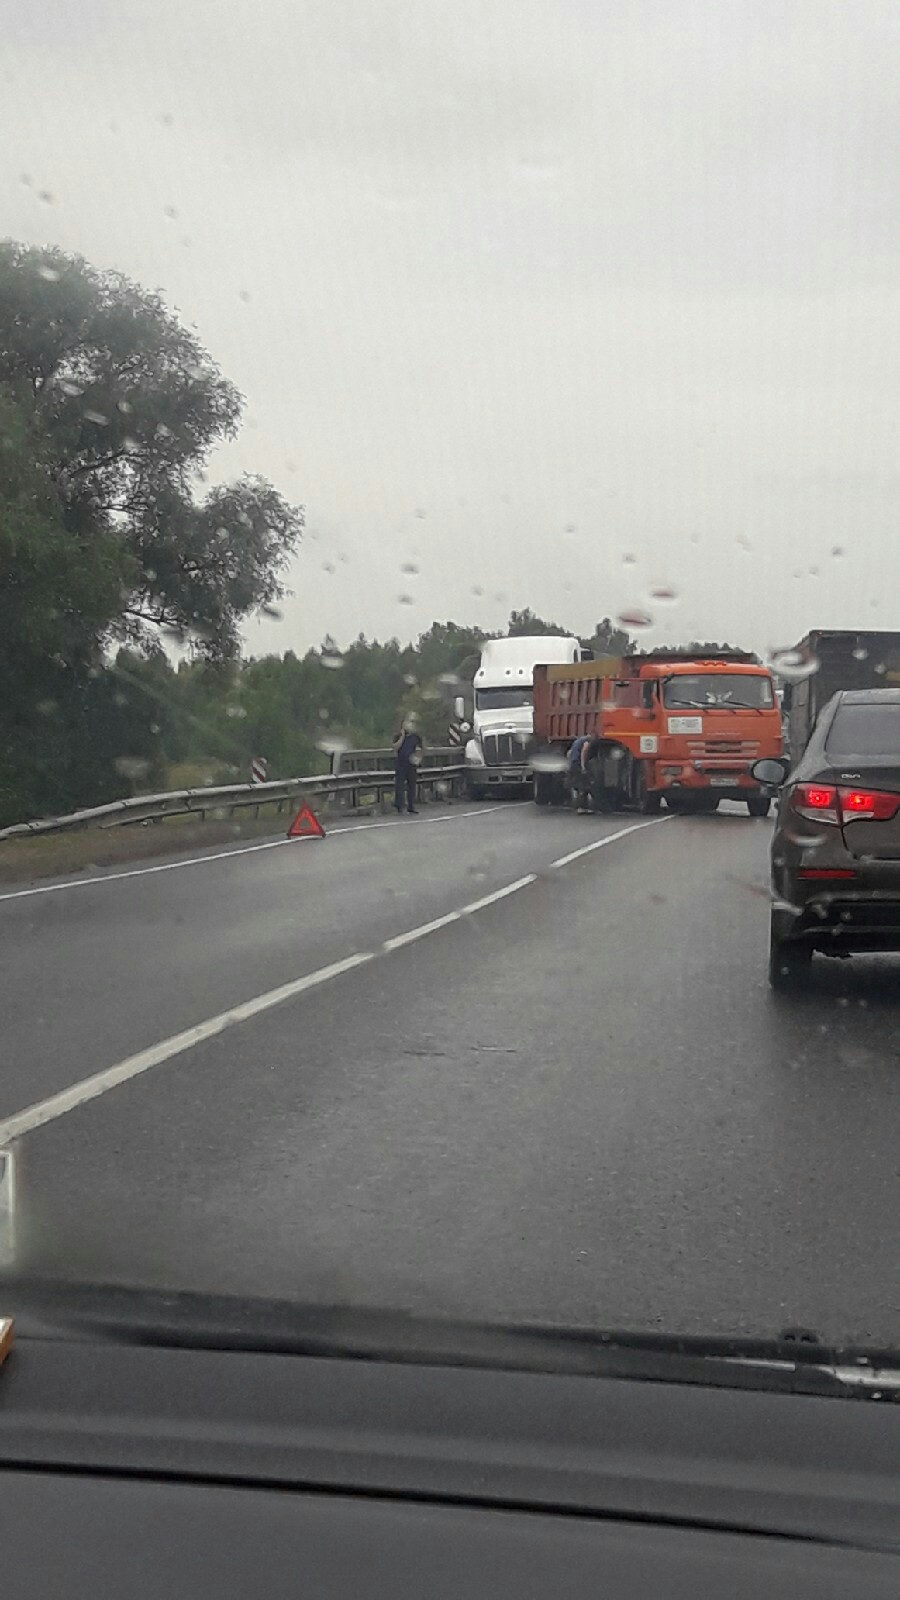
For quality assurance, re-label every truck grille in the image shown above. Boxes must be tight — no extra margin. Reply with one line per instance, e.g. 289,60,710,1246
686,739,760,758
483,732,533,766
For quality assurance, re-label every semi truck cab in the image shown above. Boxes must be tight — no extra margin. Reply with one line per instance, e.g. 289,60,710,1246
464,635,586,798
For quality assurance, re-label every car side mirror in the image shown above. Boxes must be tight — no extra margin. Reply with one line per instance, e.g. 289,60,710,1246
751,757,789,787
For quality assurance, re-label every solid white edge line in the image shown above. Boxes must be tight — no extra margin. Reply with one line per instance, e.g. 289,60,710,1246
0,808,668,1143
0,805,501,904
0,952,375,1144
549,814,672,869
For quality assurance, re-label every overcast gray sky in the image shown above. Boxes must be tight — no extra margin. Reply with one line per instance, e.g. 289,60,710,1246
3,0,900,657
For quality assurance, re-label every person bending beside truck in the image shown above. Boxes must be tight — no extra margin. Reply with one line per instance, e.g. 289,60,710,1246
392,719,423,814
581,733,618,814
567,733,591,814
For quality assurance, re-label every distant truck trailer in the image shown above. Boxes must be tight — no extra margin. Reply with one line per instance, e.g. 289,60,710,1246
780,631,900,758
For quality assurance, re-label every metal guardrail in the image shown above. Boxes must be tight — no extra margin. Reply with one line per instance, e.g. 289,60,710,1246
0,750,468,842
335,747,463,775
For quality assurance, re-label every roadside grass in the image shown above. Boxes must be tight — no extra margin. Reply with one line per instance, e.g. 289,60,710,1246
0,804,345,887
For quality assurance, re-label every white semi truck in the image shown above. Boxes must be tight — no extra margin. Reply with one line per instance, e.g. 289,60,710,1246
460,634,586,799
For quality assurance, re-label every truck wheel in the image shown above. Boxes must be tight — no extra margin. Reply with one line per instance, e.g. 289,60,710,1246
534,773,553,806
769,921,812,991
467,783,486,802
635,769,661,814
747,794,771,818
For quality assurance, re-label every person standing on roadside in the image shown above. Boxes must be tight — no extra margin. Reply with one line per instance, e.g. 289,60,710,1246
392,717,423,814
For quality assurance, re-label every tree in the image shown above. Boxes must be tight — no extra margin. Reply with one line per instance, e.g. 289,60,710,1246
0,241,304,823
583,617,634,657
506,607,570,637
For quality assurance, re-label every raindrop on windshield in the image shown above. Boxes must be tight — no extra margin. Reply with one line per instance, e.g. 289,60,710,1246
831,545,844,558
58,380,82,397
618,608,653,629
532,751,569,773
398,593,414,605
226,704,247,719
238,288,251,303
401,561,419,575
321,652,344,670
414,508,427,518
852,646,869,661
37,265,60,282
322,561,336,574
648,584,677,603
83,408,109,426
768,648,820,682
622,553,636,565
163,204,178,220
117,399,133,414
403,673,417,686
471,585,484,597
261,604,283,620
317,735,350,757
37,189,54,205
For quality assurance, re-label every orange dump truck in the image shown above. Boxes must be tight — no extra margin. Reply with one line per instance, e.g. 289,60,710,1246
532,649,784,816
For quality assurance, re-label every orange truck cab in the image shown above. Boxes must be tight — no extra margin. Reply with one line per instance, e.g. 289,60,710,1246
532,649,784,816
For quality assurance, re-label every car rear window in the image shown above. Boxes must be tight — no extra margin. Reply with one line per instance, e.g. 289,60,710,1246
826,704,900,756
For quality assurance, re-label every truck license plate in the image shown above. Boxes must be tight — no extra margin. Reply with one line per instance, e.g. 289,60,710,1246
709,777,734,787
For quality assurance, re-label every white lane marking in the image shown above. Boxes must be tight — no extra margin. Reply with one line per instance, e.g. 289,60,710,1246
0,810,663,1142
0,953,375,1144
382,910,462,951
0,806,500,905
459,874,537,914
549,815,672,869
381,874,538,953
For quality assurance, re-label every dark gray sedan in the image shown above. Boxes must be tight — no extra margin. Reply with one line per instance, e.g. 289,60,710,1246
753,689,900,989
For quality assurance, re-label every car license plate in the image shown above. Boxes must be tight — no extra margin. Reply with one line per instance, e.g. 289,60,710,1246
709,777,734,787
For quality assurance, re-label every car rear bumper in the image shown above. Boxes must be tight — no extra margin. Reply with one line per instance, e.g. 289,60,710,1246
773,893,900,954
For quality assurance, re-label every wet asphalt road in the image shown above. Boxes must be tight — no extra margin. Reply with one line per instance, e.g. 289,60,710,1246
1,797,899,1344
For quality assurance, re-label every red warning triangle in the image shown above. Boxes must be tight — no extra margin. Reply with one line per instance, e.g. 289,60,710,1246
287,803,325,840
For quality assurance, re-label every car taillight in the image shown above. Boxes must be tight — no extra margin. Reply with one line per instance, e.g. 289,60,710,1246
840,788,900,822
793,783,839,823
792,783,900,824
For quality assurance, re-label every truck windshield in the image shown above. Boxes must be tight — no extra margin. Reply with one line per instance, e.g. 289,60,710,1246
475,687,534,710
663,674,774,709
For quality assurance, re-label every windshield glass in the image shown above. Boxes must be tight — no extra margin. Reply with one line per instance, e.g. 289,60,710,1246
827,704,900,757
663,674,774,709
475,687,534,710
2,0,900,1383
